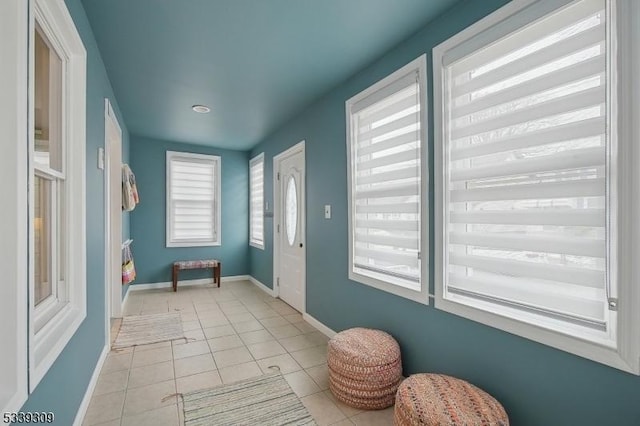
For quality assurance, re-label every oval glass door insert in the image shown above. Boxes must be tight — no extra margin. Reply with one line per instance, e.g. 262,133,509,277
285,176,297,246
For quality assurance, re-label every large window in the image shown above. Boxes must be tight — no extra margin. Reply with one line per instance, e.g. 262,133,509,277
29,0,87,389
346,55,428,303
434,0,640,372
166,151,221,247
250,153,265,249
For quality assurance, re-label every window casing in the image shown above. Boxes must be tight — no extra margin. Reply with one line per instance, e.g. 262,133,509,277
434,0,640,373
28,0,87,390
166,151,221,247
250,153,265,249
346,55,429,303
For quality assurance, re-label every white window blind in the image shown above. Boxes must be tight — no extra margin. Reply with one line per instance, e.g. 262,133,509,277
250,154,264,248
440,0,610,332
347,56,427,298
167,152,221,246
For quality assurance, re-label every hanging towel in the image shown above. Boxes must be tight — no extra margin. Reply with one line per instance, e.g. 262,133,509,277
122,164,139,211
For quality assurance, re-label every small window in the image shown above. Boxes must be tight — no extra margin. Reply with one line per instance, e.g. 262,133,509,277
346,55,428,303
166,151,221,247
434,0,640,373
249,153,264,249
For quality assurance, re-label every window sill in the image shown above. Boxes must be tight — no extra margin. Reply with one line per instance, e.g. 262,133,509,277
435,293,638,375
349,270,428,305
249,241,265,250
166,241,221,248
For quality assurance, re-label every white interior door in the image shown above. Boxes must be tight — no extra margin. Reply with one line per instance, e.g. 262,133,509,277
105,100,122,323
276,144,305,312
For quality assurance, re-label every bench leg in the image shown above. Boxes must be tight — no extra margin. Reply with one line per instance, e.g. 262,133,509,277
172,265,179,292
216,263,221,288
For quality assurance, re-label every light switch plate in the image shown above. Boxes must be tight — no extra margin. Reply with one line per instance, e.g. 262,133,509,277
98,147,105,170
324,204,331,219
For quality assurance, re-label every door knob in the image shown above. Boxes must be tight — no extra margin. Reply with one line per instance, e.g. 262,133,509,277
299,243,303,247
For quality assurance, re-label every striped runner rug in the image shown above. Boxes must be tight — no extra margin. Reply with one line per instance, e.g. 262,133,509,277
113,312,184,349
183,373,316,426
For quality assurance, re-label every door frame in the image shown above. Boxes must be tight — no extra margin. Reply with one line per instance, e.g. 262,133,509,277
272,140,306,312
104,98,123,344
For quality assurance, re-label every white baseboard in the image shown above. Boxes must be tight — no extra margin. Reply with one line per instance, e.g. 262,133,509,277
303,313,337,339
248,275,275,297
73,344,109,426
128,275,251,291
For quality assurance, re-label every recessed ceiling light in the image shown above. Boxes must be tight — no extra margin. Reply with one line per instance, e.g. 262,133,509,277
192,105,210,113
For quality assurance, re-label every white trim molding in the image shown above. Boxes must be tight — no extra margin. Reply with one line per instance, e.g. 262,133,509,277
433,0,640,374
0,0,29,412
72,345,109,426
29,0,88,391
302,313,337,339
248,276,275,297
128,275,252,292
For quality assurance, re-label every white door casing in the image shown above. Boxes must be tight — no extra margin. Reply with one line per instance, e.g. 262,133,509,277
104,99,122,331
274,141,306,313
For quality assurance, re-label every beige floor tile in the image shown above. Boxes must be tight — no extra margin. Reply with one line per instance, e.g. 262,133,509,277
121,404,179,426
220,304,249,315
131,346,173,368
172,340,210,360
213,346,254,368
256,353,302,374
194,302,220,313
218,361,263,383
251,308,281,319
295,321,319,334
102,351,133,373
122,380,176,416
85,420,120,426
197,310,227,321
225,312,255,324
176,370,222,394
178,311,198,322
290,346,328,368
232,319,264,333
83,390,125,425
133,341,172,352
301,392,347,426
208,334,244,352
183,328,206,342
306,364,330,390
174,353,217,378
199,316,230,328
239,329,275,345
246,340,287,359
181,320,201,332
272,304,299,315
323,390,364,417
128,360,174,389
350,407,395,425
279,334,318,352
94,370,129,396
267,324,303,339
330,419,355,426
284,370,322,398
283,313,305,324
203,324,236,339
259,315,290,328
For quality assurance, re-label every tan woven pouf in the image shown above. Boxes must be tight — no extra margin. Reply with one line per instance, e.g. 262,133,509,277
394,374,509,426
327,328,402,410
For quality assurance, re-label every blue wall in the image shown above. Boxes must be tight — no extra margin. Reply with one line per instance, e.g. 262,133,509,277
20,0,130,423
249,0,640,425
129,136,249,284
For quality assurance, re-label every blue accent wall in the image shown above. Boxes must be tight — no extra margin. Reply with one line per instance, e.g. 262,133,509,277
249,1,640,425
20,0,130,423
129,136,249,285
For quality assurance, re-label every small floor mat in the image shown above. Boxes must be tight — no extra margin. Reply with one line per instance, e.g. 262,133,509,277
112,312,184,349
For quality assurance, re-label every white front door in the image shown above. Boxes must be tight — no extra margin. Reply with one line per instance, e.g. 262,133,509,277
276,144,305,312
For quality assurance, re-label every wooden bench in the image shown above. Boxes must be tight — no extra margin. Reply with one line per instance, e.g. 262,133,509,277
172,259,221,292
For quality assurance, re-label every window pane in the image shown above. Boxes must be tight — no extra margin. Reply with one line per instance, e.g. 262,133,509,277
34,175,52,306
285,176,297,246
34,25,63,173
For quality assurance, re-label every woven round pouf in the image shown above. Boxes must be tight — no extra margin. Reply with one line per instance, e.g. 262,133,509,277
394,374,509,426
327,328,402,410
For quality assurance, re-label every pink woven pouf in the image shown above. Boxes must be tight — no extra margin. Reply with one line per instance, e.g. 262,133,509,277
327,328,402,410
394,374,509,426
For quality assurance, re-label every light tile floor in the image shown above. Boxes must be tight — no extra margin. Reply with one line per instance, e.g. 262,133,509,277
84,280,395,426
